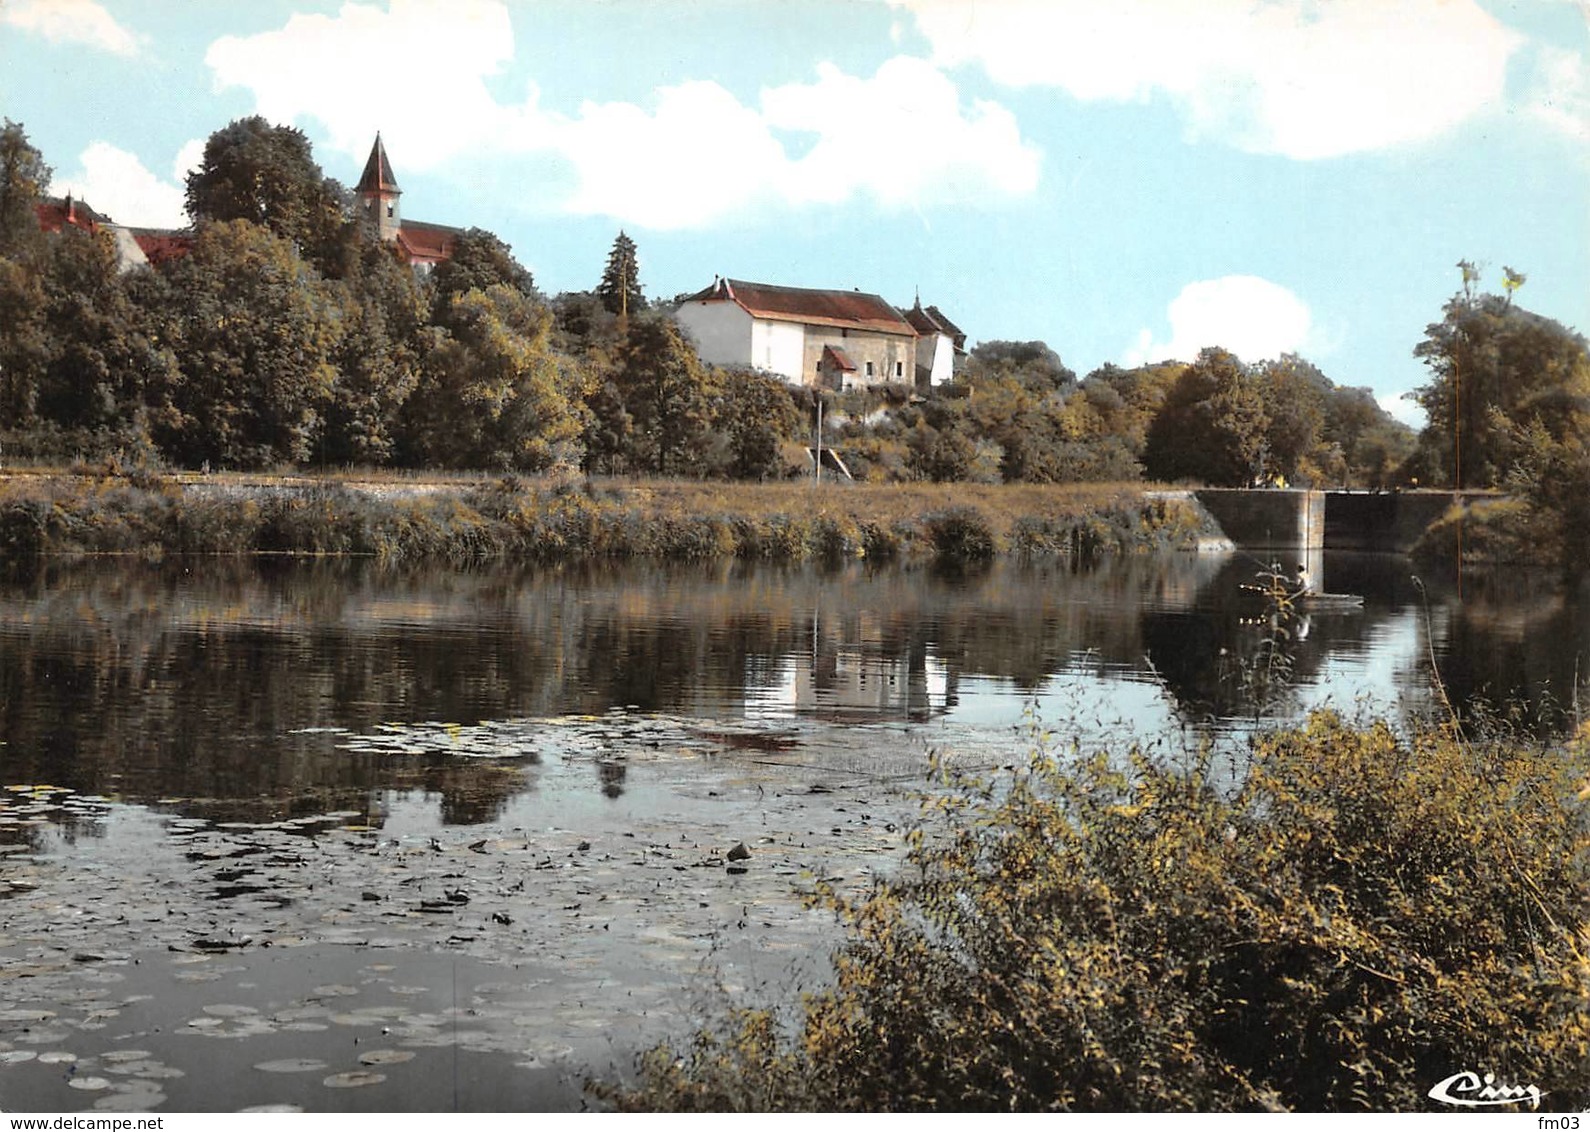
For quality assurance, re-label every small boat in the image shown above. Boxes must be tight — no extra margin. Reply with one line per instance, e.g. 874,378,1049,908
1297,590,1364,610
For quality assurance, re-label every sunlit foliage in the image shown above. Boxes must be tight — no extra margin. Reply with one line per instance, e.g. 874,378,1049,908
599,713,1590,1111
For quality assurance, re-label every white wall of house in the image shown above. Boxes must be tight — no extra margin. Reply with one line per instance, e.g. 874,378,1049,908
921,334,955,386
804,328,915,390
749,318,807,381
675,302,754,370
677,301,921,388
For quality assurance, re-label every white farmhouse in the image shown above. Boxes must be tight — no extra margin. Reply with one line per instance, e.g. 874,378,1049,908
903,302,967,387
676,278,962,391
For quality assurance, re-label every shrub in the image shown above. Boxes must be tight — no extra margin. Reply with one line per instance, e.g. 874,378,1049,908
0,497,53,563
923,505,997,563
1412,498,1536,568
596,712,1590,1112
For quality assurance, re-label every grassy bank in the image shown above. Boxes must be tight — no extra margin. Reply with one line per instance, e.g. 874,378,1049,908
594,711,1590,1112
0,473,1219,566
1413,496,1558,570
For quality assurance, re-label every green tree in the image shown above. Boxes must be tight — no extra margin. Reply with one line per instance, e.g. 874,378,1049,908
0,254,47,425
710,368,800,480
429,228,536,309
149,220,341,469
596,230,643,319
401,284,583,471
1412,263,1590,488
0,119,49,262
318,239,429,466
185,117,347,272
34,225,172,442
613,315,716,476
1320,385,1414,488
1506,391,1590,576
1143,348,1270,485
1252,355,1327,483
1081,362,1186,453
0,121,51,425
963,340,1075,391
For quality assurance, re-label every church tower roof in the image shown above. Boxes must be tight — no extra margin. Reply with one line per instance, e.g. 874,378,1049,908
356,133,401,196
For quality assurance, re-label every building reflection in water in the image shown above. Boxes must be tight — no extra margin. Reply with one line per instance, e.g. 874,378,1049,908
751,608,954,723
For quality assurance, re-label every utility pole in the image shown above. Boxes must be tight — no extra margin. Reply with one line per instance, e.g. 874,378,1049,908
814,395,823,484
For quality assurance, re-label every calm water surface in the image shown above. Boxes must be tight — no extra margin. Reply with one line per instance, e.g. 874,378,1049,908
0,552,1584,1111
1,552,1583,801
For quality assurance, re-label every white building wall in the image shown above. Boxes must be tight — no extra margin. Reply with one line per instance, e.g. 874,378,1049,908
674,302,754,369
749,318,807,382
926,334,955,385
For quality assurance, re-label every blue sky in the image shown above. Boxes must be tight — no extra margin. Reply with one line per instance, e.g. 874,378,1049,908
3,0,1587,426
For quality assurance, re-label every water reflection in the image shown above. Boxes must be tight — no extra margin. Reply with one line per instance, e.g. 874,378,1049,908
0,554,1583,825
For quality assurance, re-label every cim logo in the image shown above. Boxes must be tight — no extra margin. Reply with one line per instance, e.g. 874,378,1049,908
1428,1070,1543,1109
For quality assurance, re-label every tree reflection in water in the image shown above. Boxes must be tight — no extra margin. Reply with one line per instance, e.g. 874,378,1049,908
0,554,1581,828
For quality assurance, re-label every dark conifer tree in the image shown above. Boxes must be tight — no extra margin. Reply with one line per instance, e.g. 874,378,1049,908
596,231,643,318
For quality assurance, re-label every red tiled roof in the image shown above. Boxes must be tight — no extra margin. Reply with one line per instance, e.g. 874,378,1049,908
904,305,940,336
821,344,858,372
35,196,110,234
396,219,462,264
130,230,194,266
356,134,401,195
904,302,965,344
688,278,914,336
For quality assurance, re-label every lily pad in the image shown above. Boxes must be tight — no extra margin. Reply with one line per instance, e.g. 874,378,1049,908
68,1075,113,1091
322,1070,387,1089
357,1049,415,1066
311,984,360,997
255,1058,330,1074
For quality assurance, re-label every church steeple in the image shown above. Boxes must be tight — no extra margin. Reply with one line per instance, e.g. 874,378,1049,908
356,133,402,243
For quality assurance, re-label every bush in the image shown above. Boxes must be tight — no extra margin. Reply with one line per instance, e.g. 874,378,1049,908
596,712,1590,1112
1412,498,1536,567
923,505,997,563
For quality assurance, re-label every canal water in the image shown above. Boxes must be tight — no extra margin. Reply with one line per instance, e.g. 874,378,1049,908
0,552,1584,1111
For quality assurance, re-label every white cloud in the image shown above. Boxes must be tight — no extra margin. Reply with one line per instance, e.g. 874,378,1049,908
172,139,207,183
546,80,789,229
0,0,141,56
1124,275,1313,365
202,1,1039,229
1523,44,1590,143
1378,392,1426,431
51,142,187,229
891,0,1521,159
764,57,1040,208
558,56,1039,227
205,0,514,169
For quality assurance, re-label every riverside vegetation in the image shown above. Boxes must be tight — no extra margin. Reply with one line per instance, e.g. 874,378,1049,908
5,116,1587,570
594,707,1590,1112
588,575,1590,1112
0,475,1217,567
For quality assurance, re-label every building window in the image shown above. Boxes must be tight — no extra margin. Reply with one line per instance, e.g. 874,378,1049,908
386,204,394,218
895,361,903,378
865,361,874,377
